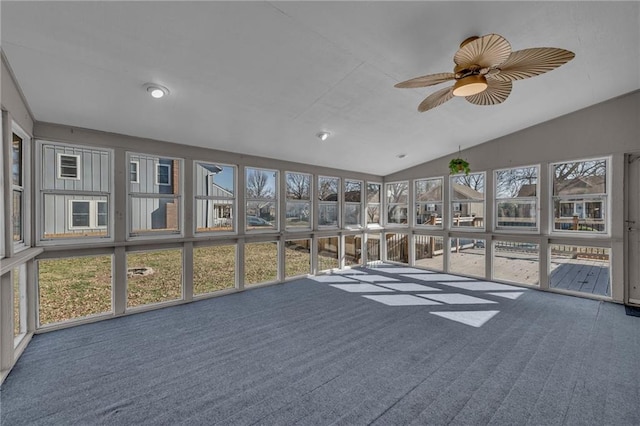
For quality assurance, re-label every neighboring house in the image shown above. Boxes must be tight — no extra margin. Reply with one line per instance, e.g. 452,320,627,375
41,144,110,239
129,154,180,233
194,163,234,229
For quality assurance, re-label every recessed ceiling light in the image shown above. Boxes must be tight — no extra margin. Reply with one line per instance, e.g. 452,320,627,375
143,83,170,99
316,131,331,141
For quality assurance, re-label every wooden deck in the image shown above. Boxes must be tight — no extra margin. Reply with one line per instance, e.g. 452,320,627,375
415,249,610,296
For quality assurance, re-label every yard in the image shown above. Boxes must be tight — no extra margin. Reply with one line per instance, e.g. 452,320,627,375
37,244,312,325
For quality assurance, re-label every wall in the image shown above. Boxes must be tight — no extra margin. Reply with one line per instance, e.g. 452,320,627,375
385,90,640,303
1,53,38,384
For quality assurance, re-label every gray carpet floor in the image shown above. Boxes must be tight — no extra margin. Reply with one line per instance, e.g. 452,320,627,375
1,265,639,425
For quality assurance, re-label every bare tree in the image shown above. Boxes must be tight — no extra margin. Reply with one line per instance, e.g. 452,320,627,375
286,172,310,200
246,169,273,199
496,167,538,198
318,177,338,201
455,174,484,192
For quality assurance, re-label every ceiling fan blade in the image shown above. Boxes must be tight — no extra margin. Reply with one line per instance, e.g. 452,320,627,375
454,34,512,68
395,72,455,88
418,86,455,112
465,79,512,105
491,47,575,82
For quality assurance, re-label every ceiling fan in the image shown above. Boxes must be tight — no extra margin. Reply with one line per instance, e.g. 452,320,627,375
395,34,575,112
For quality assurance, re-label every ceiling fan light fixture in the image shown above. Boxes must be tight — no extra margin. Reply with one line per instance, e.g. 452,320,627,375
452,75,488,97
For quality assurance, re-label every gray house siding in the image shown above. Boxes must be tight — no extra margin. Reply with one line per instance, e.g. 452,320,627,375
41,143,111,238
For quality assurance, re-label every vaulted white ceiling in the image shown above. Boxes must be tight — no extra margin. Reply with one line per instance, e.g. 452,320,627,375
2,1,639,175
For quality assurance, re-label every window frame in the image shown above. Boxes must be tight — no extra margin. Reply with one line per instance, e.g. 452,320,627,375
285,171,312,231
12,124,30,251
57,153,81,180
194,161,237,235
494,165,540,233
155,163,171,186
37,140,113,244
385,181,409,227
68,199,108,230
318,175,340,229
366,182,382,228
550,157,609,236
245,166,279,232
127,152,183,239
449,172,486,232
344,179,363,229
130,160,140,184
414,177,444,229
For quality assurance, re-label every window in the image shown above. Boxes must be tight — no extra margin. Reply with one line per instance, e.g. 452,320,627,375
495,166,539,230
12,133,24,243
415,235,444,271
195,162,236,233
285,172,311,230
366,183,381,226
550,244,610,296
70,201,90,228
38,255,113,325
245,241,278,285
57,154,80,179
68,200,107,229
450,237,486,278
245,167,277,231
386,232,408,263
344,179,362,228
415,178,443,227
130,161,139,183
40,142,112,241
128,153,182,236
193,245,236,295
552,159,607,233
285,239,311,278
493,241,539,285
318,176,339,227
127,249,183,308
317,236,339,270
156,163,171,186
450,173,484,230
386,181,408,225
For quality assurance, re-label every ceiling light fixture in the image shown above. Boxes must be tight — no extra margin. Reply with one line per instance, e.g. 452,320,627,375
317,131,330,141
143,83,170,99
452,75,488,97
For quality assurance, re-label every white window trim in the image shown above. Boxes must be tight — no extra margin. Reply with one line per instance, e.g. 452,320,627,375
366,182,382,228
385,181,409,227
37,140,114,245
285,171,312,231
318,176,340,229
12,123,31,251
344,179,363,229
68,200,108,230
245,167,279,232
155,163,171,186
194,162,237,235
449,172,486,232
414,177,444,229
57,153,81,180
130,160,140,184
494,165,540,233
126,153,183,240
549,156,610,236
